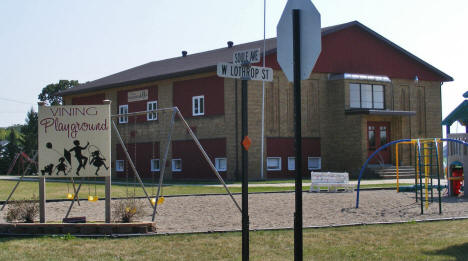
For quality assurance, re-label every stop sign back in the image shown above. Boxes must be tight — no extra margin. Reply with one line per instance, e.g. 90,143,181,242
277,0,321,81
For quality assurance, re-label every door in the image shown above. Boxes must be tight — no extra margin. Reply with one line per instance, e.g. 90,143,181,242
367,121,391,164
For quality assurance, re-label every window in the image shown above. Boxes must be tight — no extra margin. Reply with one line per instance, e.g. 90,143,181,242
115,160,124,172
349,83,384,109
151,159,160,172
172,159,182,172
288,157,295,170
267,157,281,171
308,157,321,170
192,95,205,116
119,105,128,123
215,158,227,171
147,101,157,121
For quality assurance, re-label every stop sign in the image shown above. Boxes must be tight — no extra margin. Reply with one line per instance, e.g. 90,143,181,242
277,0,321,82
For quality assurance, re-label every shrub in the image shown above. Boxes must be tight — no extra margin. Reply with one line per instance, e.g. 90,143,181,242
6,198,39,223
112,199,146,223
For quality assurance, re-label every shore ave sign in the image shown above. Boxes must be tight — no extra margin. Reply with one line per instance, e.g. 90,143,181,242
217,62,273,82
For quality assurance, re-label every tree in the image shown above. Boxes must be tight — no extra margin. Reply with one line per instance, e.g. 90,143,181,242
0,129,22,174
38,80,78,105
20,108,38,157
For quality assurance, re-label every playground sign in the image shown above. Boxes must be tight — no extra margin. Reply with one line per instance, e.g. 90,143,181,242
38,104,111,177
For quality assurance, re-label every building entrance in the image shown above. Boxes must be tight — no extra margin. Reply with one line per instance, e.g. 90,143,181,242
367,121,391,164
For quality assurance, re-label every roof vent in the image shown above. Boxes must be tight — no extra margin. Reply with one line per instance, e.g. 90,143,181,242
227,41,234,48
182,50,188,57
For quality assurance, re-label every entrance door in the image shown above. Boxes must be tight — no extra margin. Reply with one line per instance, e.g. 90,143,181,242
367,121,391,164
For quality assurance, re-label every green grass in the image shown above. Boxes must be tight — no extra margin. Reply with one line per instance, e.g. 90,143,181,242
0,220,467,260
0,180,408,201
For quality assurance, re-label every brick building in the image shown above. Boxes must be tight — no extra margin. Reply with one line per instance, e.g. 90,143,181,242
60,21,453,180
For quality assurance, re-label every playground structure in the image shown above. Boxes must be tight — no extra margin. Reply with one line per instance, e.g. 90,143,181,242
356,137,468,214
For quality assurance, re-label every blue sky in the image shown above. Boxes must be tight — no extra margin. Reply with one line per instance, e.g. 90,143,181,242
0,0,466,134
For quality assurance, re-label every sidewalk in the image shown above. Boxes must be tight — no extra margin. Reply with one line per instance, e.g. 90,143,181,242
0,176,447,187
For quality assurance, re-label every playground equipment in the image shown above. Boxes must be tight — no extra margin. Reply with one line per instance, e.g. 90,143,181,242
356,138,468,214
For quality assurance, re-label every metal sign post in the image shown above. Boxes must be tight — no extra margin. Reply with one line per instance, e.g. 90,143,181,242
217,49,273,261
241,77,249,261
277,0,321,259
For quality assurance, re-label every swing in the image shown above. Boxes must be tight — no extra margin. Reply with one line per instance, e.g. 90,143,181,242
87,177,99,202
66,182,74,199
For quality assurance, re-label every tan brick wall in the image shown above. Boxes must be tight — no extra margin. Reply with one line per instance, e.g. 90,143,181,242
63,70,444,180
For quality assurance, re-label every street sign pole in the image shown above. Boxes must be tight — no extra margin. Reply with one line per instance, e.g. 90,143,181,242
292,9,303,261
241,77,249,261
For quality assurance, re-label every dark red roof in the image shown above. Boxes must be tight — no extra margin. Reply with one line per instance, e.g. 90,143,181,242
60,21,452,96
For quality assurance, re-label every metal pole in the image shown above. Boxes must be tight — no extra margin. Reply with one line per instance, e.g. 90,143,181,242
70,177,81,206
241,79,249,261
1,152,37,211
105,176,111,223
417,140,424,214
111,120,155,209
175,108,242,213
39,176,46,223
292,9,303,261
152,109,176,221
65,182,82,219
435,139,442,214
260,0,266,180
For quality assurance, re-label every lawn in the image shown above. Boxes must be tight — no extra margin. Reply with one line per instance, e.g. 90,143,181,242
0,219,466,260
0,179,408,201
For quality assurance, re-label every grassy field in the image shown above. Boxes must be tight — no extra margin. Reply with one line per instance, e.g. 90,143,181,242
0,180,408,201
0,219,466,260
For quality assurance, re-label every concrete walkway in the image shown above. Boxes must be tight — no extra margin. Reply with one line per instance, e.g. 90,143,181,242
0,176,447,187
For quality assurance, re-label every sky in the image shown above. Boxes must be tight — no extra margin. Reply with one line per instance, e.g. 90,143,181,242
0,0,467,134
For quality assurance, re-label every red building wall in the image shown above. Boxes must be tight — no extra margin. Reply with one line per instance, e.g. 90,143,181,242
117,85,158,123
173,76,224,118
255,25,445,82
172,138,226,180
116,142,160,179
266,138,321,178
71,93,105,105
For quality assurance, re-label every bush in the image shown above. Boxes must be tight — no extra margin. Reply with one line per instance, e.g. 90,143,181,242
6,198,39,223
112,199,146,223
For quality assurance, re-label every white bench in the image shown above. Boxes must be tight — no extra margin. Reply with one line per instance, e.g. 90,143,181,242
309,172,354,192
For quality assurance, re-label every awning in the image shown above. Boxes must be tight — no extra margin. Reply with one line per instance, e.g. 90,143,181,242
345,109,416,116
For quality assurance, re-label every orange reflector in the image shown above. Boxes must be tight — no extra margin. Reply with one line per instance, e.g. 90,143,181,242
242,136,252,151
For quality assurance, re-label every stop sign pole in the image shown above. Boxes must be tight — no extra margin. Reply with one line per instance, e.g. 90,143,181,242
292,9,303,261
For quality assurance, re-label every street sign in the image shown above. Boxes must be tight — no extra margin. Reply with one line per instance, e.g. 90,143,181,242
277,0,321,81
233,48,261,64
217,62,273,82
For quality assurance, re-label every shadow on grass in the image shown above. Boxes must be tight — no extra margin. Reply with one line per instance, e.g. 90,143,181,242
424,242,468,261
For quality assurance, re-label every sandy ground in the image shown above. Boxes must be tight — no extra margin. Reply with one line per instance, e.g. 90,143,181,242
1,190,467,234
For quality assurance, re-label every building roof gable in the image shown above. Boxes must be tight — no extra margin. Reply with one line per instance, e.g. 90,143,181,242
60,21,452,96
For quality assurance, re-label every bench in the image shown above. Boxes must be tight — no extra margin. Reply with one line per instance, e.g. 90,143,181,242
309,172,354,192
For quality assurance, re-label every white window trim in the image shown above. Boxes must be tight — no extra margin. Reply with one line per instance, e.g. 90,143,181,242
288,157,295,171
192,95,205,116
147,101,158,121
151,159,160,172
215,157,227,171
119,105,128,124
267,157,282,171
308,157,322,170
115,160,124,172
172,159,182,172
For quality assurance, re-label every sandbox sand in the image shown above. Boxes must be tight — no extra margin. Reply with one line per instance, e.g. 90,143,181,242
2,190,467,234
